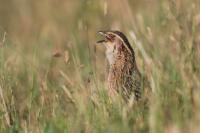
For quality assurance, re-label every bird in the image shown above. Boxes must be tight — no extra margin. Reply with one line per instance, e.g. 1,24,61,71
97,30,141,102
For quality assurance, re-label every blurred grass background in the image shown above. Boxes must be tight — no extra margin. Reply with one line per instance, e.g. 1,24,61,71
0,0,200,132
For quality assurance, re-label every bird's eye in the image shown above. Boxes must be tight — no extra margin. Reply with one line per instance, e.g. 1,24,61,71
106,34,115,41
109,34,115,38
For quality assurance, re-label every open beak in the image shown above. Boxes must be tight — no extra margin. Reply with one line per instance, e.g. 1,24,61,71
96,31,107,44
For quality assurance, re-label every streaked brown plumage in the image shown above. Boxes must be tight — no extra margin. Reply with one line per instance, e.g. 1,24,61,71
97,30,141,101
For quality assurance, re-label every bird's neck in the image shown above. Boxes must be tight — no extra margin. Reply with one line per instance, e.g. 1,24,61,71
105,48,116,65
109,51,135,74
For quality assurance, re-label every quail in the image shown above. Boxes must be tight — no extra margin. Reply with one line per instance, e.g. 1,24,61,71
97,30,141,101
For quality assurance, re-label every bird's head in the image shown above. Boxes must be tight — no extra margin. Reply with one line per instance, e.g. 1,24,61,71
97,30,134,65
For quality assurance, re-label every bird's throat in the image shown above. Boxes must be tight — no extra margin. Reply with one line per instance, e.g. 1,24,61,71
106,48,115,65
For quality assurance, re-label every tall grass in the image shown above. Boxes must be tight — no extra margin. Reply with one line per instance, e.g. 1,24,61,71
0,0,200,132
